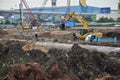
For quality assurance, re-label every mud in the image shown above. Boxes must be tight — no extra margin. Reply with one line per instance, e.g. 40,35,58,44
105,32,120,39
0,41,120,80
81,42,120,47
95,75,120,80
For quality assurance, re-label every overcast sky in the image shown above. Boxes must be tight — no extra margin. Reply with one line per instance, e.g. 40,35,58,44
0,0,119,10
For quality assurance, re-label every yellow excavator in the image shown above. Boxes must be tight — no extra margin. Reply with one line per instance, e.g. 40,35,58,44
62,12,102,39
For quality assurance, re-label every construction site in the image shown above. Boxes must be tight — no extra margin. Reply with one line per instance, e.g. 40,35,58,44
0,0,120,80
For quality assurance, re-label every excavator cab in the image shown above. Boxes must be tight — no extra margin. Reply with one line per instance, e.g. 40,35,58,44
80,29,89,36
79,29,103,39
79,29,89,39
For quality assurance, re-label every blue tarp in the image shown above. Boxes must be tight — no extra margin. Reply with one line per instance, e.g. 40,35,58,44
65,21,75,27
57,21,75,27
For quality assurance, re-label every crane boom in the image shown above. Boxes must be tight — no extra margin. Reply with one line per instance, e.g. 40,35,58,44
21,0,40,29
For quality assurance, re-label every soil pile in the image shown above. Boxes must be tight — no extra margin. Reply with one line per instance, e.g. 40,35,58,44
0,41,120,80
105,32,120,39
3,63,72,80
109,51,120,59
3,63,47,80
82,42,120,47
66,44,120,79
95,75,120,80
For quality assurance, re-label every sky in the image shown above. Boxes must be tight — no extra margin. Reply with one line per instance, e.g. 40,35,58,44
0,0,119,10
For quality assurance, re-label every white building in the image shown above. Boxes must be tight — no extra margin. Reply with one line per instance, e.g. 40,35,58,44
0,16,4,20
96,13,120,21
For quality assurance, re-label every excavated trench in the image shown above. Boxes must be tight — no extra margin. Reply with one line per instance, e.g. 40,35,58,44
0,41,120,80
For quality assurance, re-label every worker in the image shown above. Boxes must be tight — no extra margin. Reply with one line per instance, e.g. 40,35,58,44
19,30,24,39
60,23,65,30
73,32,77,41
35,32,38,41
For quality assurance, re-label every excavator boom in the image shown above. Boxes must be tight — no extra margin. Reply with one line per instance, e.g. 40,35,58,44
63,12,102,39
63,12,88,29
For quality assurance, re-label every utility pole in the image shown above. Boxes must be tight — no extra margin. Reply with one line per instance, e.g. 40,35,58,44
66,0,71,14
51,0,57,23
19,0,24,29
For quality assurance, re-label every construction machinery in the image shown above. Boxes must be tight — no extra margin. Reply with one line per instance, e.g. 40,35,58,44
62,12,102,39
85,34,117,43
19,0,40,30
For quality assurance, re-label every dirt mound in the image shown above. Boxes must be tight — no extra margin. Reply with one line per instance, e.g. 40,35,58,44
109,51,120,58
67,44,120,79
95,75,120,80
3,63,71,80
83,42,120,47
1,41,120,80
25,49,48,64
43,44,120,79
3,63,47,80
105,32,120,39
0,44,4,55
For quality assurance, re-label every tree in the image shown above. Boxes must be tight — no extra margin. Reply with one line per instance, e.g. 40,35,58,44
104,17,108,22
5,20,10,24
108,18,115,22
84,16,93,22
97,17,115,22
116,17,120,22
97,17,105,22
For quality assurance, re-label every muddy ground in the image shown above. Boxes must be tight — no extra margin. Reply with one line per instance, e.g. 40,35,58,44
0,27,120,80
0,41,120,80
1,27,120,47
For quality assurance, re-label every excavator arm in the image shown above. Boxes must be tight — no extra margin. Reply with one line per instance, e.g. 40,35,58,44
63,12,102,39
63,12,88,29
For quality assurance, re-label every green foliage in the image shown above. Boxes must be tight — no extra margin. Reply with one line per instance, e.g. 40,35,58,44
108,18,115,22
116,17,120,22
12,22,18,26
5,20,10,24
97,17,104,22
84,16,93,22
97,17,115,22
20,54,27,64
0,63,7,79
3,45,9,53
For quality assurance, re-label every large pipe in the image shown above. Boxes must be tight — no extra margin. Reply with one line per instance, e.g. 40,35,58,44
35,42,120,54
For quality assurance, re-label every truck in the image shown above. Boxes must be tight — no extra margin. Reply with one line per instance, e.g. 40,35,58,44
61,12,103,39
85,34,117,43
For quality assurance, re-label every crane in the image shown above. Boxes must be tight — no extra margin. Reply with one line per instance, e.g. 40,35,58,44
20,0,40,30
